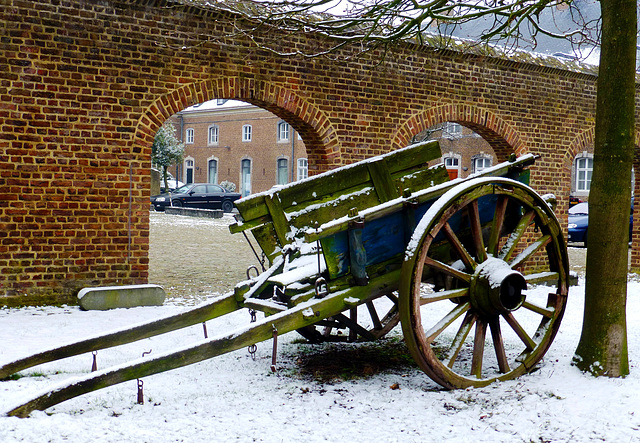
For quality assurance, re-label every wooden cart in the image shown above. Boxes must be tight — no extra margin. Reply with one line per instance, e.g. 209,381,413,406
2,141,568,417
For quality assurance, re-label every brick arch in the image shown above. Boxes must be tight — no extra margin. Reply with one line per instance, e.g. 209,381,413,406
392,104,525,161
133,78,340,175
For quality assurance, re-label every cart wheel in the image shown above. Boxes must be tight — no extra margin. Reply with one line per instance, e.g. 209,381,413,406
297,293,400,343
399,177,569,389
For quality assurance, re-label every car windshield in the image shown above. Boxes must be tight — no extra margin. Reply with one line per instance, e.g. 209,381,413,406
173,184,192,194
569,202,588,216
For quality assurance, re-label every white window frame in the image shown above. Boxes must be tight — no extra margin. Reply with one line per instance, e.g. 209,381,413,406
208,125,219,145
278,121,290,142
241,158,252,197
242,124,252,142
472,155,492,174
297,158,308,181
444,122,462,139
185,128,194,144
277,158,289,185
184,157,195,184
575,154,594,193
207,157,218,184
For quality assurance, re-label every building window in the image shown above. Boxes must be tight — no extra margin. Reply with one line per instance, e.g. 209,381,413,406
444,122,462,138
185,158,194,184
241,159,252,197
277,158,289,185
443,154,461,180
472,156,492,174
208,125,219,145
242,125,252,142
297,158,308,181
185,128,194,144
208,158,218,184
278,121,290,142
576,156,593,192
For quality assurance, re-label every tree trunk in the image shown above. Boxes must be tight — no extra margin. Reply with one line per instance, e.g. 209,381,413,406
573,0,636,376
162,166,169,192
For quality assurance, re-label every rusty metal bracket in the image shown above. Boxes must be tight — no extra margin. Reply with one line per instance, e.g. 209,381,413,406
270,325,278,372
137,379,144,405
248,309,257,359
314,277,328,298
247,265,260,279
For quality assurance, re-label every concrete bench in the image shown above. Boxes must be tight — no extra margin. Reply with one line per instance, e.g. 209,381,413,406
78,284,166,310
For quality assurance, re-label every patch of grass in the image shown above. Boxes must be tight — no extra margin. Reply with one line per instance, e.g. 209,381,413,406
4,373,23,381
290,337,418,383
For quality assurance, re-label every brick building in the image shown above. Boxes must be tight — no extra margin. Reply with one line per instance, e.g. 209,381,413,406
169,100,308,196
416,123,496,180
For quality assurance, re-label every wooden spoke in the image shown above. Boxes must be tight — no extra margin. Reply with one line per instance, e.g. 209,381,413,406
498,210,536,261
489,317,510,373
423,256,471,283
467,200,488,263
487,195,509,256
442,222,477,271
524,271,560,285
470,320,487,378
522,301,555,318
400,178,569,389
424,302,470,343
509,234,552,270
366,301,383,330
420,287,469,305
502,312,536,351
445,311,477,368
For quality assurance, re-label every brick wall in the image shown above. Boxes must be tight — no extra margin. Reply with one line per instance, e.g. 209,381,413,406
1,0,638,304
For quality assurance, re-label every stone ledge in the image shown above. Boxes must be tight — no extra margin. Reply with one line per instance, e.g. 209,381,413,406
165,207,224,218
78,284,166,310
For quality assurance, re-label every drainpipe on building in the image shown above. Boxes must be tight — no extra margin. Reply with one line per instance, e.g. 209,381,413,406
291,127,295,183
178,113,184,185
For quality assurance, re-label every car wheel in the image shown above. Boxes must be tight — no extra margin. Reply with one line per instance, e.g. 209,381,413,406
222,200,233,213
583,230,587,248
172,200,183,207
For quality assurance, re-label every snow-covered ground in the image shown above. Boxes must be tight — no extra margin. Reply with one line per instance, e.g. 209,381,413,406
2,255,640,441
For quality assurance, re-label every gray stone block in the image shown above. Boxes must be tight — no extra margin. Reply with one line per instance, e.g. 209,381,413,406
78,284,166,310
165,207,224,218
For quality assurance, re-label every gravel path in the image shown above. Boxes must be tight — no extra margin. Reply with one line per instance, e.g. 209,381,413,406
149,211,259,303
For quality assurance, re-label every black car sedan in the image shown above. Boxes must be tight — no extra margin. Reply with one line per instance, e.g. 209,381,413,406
151,183,242,212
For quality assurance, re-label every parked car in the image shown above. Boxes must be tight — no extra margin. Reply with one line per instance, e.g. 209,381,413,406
568,201,633,246
160,178,184,193
151,183,241,212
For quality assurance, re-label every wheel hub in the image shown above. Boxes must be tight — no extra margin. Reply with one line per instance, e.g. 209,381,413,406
469,257,527,317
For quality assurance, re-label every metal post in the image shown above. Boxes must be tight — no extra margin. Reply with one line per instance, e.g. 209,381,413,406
290,127,295,183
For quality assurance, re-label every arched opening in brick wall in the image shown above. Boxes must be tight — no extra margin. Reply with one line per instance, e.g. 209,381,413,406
392,104,525,161
394,105,525,184
136,81,338,300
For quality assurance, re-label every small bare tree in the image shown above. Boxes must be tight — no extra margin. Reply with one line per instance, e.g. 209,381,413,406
152,122,185,193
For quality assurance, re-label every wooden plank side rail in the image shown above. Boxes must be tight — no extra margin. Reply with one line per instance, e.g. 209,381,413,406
230,141,444,260
304,154,536,243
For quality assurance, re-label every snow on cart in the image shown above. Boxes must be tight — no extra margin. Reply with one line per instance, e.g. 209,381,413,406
2,140,569,417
